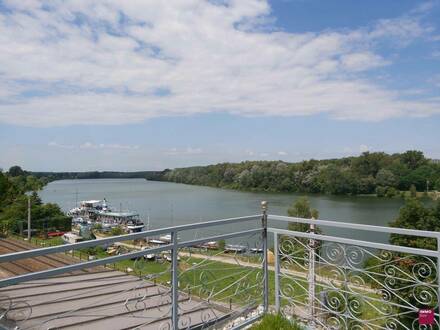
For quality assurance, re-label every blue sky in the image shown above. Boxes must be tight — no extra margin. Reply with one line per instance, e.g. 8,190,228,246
0,0,439,171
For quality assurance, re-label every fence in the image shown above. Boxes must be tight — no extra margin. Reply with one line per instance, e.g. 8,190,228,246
0,202,439,329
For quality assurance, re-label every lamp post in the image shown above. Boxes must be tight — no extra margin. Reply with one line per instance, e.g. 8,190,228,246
25,191,32,241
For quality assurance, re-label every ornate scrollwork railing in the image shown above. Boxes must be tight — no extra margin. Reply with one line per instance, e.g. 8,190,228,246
274,229,439,330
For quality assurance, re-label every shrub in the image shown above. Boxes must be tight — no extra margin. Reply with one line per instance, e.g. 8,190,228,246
375,186,386,197
385,187,398,198
110,227,123,236
250,314,303,330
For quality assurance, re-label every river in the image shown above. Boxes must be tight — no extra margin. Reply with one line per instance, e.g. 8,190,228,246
39,178,404,244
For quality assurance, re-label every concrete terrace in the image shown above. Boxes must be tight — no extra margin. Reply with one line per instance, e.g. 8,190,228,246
0,239,228,330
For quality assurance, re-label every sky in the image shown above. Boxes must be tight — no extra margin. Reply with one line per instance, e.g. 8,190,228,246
0,0,439,171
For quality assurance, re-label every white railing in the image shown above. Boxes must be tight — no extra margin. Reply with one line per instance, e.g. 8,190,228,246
0,203,439,329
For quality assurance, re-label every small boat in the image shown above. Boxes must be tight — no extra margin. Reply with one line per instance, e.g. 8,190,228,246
47,231,64,237
225,244,247,253
159,234,172,243
149,239,168,245
144,254,156,261
200,241,219,250
250,248,263,253
62,232,84,244
163,253,180,262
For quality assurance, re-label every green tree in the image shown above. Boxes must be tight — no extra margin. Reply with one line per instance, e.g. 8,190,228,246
8,166,25,177
287,196,319,219
384,199,440,327
400,150,427,170
409,184,417,197
375,169,397,188
352,152,389,177
389,198,440,249
375,186,386,197
287,196,319,233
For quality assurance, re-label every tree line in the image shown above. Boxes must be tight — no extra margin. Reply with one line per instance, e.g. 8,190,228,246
30,170,164,182
162,150,440,197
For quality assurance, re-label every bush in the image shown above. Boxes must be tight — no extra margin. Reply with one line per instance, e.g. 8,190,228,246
250,314,303,330
375,186,386,197
385,187,398,198
410,184,417,197
110,227,123,236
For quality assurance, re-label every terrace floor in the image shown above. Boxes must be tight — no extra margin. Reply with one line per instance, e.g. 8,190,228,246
0,238,228,329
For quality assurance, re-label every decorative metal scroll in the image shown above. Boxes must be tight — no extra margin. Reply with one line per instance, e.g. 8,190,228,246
176,232,265,329
277,235,439,330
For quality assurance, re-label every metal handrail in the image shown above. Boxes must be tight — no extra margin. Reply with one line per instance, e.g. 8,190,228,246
268,214,440,238
0,213,265,330
3,211,440,330
0,214,261,263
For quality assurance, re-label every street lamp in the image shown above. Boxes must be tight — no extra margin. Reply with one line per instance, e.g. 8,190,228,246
24,191,33,241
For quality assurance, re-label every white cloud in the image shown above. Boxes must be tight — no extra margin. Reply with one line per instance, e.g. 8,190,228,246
73,142,140,150
359,144,370,153
277,151,288,156
48,141,74,149
0,0,439,127
164,147,203,156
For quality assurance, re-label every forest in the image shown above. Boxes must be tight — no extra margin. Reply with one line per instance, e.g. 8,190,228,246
162,150,440,197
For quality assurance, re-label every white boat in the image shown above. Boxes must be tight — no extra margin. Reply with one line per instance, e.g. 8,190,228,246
159,234,172,243
96,211,144,233
225,244,247,253
68,199,110,218
62,232,84,244
149,239,167,245
145,254,156,260
163,253,180,262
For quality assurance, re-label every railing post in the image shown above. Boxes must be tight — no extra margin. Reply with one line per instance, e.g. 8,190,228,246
171,230,179,329
308,217,316,328
437,235,440,326
274,232,280,313
261,201,269,313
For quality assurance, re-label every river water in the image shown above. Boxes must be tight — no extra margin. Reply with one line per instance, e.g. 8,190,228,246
39,179,404,244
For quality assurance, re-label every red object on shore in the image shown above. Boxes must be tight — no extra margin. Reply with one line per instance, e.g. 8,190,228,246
419,309,434,325
47,231,64,237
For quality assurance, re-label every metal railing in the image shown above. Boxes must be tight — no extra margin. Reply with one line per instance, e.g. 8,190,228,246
0,202,439,329
0,214,266,330
269,214,440,330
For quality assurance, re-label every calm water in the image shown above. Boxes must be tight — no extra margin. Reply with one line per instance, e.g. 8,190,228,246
39,179,404,244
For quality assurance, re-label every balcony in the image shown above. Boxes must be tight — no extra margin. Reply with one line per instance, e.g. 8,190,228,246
0,203,438,329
